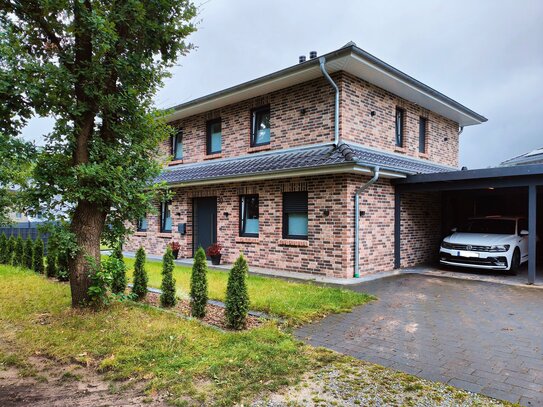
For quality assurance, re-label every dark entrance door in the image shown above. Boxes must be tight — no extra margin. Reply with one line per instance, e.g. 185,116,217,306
193,197,217,257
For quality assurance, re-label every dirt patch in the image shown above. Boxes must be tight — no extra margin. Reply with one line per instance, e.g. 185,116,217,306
142,292,263,330
0,356,167,407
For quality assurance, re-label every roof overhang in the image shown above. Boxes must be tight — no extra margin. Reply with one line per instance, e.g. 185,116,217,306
165,44,487,127
167,163,406,188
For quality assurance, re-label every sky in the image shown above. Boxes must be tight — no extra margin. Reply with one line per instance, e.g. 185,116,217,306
22,0,543,169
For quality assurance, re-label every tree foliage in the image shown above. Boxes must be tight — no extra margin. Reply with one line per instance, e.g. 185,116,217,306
110,243,126,294
6,235,15,265
45,239,57,278
190,247,208,318
0,0,197,307
24,236,33,269
225,254,250,330
160,246,176,308
132,247,148,300
0,233,7,263
13,235,24,267
33,237,45,274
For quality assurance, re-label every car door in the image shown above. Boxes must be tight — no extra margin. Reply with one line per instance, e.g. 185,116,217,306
517,218,529,262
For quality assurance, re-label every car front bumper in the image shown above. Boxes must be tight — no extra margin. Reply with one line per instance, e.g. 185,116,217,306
439,248,511,270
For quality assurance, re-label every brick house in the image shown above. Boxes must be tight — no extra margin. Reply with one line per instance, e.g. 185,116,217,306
125,42,487,279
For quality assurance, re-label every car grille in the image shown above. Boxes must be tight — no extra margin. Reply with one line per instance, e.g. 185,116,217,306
447,243,491,252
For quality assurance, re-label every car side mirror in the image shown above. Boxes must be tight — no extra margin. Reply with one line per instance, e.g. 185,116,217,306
520,230,529,236
451,227,457,233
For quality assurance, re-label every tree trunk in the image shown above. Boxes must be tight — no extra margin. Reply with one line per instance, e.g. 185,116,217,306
69,200,107,307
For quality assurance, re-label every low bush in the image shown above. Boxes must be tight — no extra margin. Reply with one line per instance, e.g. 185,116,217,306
45,240,57,278
56,250,69,281
33,238,45,274
190,247,208,318
160,246,177,307
225,253,249,330
132,247,148,300
110,244,126,294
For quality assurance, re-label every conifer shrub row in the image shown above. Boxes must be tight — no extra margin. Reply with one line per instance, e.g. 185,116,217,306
132,247,148,300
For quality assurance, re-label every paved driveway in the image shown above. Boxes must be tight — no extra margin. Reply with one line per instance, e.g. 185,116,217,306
295,275,543,406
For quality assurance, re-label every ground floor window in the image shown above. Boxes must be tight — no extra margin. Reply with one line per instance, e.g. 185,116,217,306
160,201,172,233
239,195,259,237
283,191,308,239
137,215,148,232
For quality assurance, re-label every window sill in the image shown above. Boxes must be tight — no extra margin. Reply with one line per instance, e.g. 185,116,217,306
418,152,429,159
235,236,260,244
168,159,184,166
204,153,223,160
279,239,309,247
157,233,172,238
394,146,407,154
247,144,271,153
134,232,148,237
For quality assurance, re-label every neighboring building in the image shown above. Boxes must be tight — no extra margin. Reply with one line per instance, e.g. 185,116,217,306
125,42,486,278
500,147,543,166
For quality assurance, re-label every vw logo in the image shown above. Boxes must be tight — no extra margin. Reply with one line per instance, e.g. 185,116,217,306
466,245,472,251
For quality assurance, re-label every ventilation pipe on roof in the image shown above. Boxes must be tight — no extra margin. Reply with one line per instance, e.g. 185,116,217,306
319,57,339,146
354,166,380,278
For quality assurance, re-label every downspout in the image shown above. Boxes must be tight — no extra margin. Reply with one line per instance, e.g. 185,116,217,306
319,56,340,146
354,166,380,278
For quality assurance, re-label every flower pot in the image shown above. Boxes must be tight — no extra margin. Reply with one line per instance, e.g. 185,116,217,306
210,254,221,265
172,249,179,259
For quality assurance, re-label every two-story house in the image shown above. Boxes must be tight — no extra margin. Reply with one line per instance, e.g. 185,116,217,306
124,42,486,279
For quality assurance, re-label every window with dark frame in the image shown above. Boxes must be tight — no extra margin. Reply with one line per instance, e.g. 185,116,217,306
137,215,148,232
282,191,308,240
239,195,259,237
206,119,222,155
160,201,172,233
418,117,427,153
172,130,183,160
251,106,270,147
395,107,405,147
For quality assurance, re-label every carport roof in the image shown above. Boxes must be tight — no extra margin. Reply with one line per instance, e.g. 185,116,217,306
394,163,543,191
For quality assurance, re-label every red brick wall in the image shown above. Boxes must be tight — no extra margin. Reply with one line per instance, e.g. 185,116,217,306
125,175,355,278
400,192,442,267
339,72,459,167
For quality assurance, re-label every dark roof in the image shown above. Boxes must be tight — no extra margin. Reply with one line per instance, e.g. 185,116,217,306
500,147,543,166
167,43,487,125
158,143,452,185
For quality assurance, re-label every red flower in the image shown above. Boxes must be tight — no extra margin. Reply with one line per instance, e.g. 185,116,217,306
169,241,181,251
206,243,222,257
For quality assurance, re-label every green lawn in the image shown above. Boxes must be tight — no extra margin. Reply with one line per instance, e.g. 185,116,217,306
121,256,372,325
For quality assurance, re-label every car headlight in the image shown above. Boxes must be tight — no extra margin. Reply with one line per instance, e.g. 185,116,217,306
441,241,454,249
488,245,510,252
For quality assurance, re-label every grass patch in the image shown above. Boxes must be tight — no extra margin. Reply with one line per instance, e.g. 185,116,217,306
0,265,351,405
120,256,372,325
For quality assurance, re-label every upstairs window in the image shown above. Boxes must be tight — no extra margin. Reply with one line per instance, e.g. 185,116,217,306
239,195,259,237
419,117,427,153
251,106,270,147
172,130,183,160
395,107,405,147
206,119,222,155
137,215,148,232
283,191,308,240
160,201,172,233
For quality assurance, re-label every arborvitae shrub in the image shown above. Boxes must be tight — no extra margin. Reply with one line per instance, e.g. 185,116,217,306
6,236,15,265
110,243,126,294
56,250,69,281
13,236,24,266
33,238,45,274
225,254,250,330
0,233,7,264
160,246,177,307
190,247,208,318
45,241,57,278
24,237,34,269
132,247,148,300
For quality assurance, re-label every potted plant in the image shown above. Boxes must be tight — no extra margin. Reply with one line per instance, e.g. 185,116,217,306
169,241,181,259
206,243,222,265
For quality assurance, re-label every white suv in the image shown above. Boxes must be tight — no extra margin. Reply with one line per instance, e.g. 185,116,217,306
439,216,529,273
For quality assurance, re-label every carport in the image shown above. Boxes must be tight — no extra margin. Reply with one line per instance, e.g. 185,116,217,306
393,164,543,284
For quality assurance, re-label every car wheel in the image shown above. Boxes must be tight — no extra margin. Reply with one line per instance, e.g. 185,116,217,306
508,249,520,276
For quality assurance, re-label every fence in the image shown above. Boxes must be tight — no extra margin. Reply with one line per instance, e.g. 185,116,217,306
0,222,50,254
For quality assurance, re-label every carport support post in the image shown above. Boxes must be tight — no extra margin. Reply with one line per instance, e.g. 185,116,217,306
394,190,401,269
528,184,537,285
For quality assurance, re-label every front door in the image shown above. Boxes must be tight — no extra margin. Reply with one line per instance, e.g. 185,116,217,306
193,197,217,257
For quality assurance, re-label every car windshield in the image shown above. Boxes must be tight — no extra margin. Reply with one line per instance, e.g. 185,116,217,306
458,219,516,235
